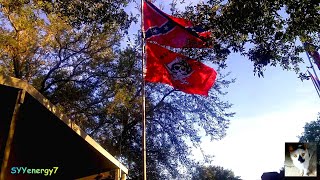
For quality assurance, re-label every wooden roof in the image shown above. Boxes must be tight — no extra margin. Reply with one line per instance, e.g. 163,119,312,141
0,75,128,180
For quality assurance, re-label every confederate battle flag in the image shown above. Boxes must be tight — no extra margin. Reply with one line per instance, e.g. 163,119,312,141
145,42,217,96
143,0,210,48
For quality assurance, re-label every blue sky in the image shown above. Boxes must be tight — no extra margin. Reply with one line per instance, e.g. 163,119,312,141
195,51,320,180
126,1,320,179
223,52,318,119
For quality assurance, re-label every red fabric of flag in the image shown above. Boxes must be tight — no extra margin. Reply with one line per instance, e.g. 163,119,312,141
143,1,210,48
145,42,217,96
167,15,211,39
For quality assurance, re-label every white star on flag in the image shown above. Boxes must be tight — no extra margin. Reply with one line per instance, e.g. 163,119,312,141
152,29,158,34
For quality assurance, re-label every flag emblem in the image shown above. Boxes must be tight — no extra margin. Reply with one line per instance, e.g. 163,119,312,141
165,57,193,84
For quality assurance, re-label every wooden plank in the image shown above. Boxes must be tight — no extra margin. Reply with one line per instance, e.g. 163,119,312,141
115,169,121,180
121,173,127,180
76,171,113,180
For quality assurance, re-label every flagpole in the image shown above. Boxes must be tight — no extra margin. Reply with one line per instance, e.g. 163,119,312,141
306,49,320,98
141,0,147,180
309,71,320,98
306,48,320,80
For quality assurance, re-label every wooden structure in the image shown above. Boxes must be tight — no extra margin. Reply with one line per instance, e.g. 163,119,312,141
0,75,128,180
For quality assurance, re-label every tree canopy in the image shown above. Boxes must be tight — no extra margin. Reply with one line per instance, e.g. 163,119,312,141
179,0,320,77
192,165,242,180
299,113,320,173
2,0,318,179
0,0,235,179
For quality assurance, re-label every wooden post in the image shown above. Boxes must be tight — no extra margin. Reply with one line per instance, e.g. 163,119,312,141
115,168,121,180
121,173,127,180
0,90,25,180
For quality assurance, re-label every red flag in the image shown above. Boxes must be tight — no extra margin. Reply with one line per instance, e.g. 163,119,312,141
143,1,210,48
145,42,217,96
167,15,211,39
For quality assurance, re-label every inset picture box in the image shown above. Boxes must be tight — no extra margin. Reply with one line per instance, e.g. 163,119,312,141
284,142,317,177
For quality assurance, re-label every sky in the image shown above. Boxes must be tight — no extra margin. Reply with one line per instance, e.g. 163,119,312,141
194,52,320,180
126,1,320,179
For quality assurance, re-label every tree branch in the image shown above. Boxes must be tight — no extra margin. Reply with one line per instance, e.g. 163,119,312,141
120,88,177,143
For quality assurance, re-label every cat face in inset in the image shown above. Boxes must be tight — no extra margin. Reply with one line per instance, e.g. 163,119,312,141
288,143,311,176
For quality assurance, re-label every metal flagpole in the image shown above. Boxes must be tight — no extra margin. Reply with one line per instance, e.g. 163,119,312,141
141,0,147,180
306,48,320,98
306,47,320,80
308,71,320,98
